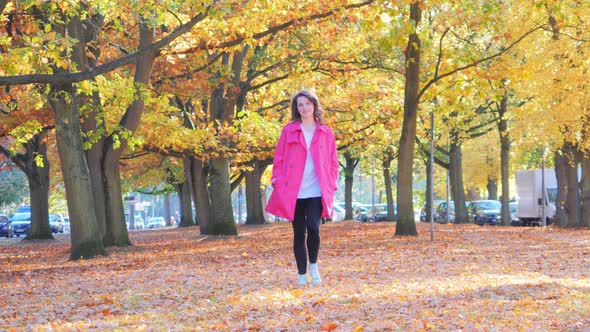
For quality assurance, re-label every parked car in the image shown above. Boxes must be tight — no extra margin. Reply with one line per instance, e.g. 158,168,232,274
147,217,166,229
434,201,455,223
353,204,371,222
0,214,13,238
467,200,502,225
11,212,31,236
509,201,521,226
49,213,64,233
420,200,445,222
127,218,145,229
331,204,345,222
369,203,397,222
15,205,31,213
63,216,70,233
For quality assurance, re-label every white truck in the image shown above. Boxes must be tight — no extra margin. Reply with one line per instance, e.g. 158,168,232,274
515,169,558,226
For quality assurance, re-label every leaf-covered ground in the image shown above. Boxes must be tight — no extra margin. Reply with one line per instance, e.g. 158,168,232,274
1,221,589,331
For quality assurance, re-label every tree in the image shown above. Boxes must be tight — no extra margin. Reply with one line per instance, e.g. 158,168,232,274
0,167,28,209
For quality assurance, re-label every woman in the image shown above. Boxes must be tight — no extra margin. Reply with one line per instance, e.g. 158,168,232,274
265,90,339,286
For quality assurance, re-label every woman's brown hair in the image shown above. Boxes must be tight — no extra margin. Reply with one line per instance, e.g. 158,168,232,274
290,90,325,124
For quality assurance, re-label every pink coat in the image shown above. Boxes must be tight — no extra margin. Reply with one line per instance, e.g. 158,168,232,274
265,121,339,220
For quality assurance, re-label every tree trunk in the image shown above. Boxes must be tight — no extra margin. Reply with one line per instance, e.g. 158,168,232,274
69,12,108,243
343,151,358,220
202,52,242,235
102,160,130,244
12,134,53,240
580,153,590,227
467,186,480,201
164,193,172,226
449,142,468,223
25,163,52,239
498,93,511,226
84,135,107,239
245,162,267,225
565,153,580,228
101,20,156,246
175,179,195,227
554,150,568,227
206,156,237,235
395,2,421,236
188,158,210,232
382,152,395,221
487,176,498,200
49,83,105,260
424,157,434,222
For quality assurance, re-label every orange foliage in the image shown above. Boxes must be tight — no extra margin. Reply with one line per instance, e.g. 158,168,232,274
1,222,589,330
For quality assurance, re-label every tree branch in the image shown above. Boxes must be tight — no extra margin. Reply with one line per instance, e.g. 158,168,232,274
417,25,544,101
0,10,211,86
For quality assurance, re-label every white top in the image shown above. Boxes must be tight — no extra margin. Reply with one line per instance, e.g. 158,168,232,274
297,125,322,198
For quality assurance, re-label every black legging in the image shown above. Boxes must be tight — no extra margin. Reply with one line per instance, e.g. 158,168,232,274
292,197,323,275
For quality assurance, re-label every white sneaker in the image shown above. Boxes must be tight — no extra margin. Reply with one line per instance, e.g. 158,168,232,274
309,263,321,285
298,274,308,286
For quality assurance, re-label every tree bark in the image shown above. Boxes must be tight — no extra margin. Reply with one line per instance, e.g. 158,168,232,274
342,151,358,220
467,186,480,201
565,148,580,227
382,150,395,221
175,179,195,227
554,150,568,227
498,93,511,226
18,135,52,240
245,162,267,225
200,52,242,235
424,157,434,222
487,176,498,200
580,154,590,227
68,13,108,242
164,193,172,226
49,82,105,260
395,2,421,236
449,142,468,223
101,20,157,246
188,158,211,233
206,156,237,235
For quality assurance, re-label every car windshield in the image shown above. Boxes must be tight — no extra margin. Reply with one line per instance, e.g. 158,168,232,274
547,188,558,204
11,213,30,221
0,215,8,223
49,215,58,222
476,201,501,210
509,203,517,213
374,205,387,213
356,206,369,212
333,205,345,213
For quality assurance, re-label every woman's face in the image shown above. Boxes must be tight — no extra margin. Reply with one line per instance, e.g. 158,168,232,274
297,96,315,121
